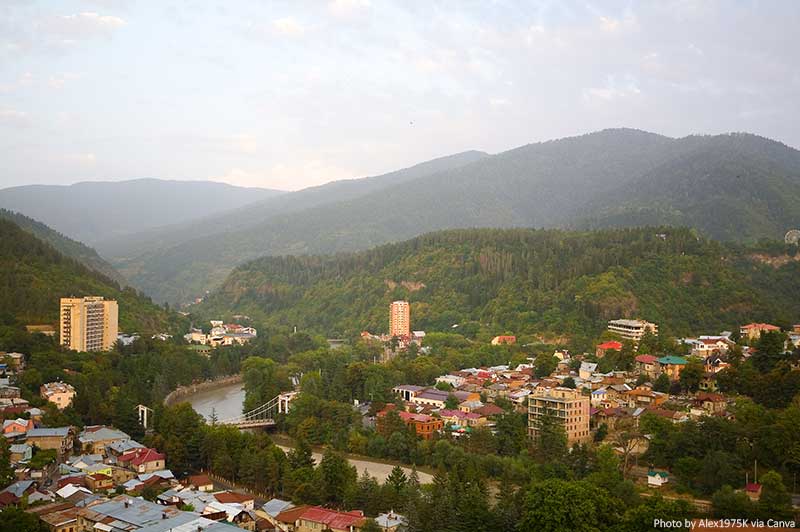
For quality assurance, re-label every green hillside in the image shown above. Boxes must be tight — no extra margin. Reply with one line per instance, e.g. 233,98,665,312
0,208,126,285
107,129,800,305
198,227,800,348
0,218,172,333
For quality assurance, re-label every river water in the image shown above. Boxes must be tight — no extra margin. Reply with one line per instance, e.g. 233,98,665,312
186,382,245,422
184,381,434,483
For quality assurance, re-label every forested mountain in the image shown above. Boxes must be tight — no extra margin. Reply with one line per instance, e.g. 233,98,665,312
0,218,172,332
197,227,800,349
0,178,284,244
0,209,126,285
104,151,490,303
101,129,800,305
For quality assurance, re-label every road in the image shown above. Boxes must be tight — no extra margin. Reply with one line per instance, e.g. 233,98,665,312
275,445,433,484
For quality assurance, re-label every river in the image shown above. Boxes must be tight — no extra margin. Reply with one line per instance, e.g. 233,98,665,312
184,380,433,483
186,381,246,422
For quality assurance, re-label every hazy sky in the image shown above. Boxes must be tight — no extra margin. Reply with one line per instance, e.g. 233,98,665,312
1,1,798,190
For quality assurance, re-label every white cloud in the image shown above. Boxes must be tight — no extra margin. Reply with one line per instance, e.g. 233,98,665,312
48,72,79,89
39,12,126,43
328,0,371,17
582,75,642,103
0,108,29,127
489,97,510,107
271,17,305,37
66,153,97,165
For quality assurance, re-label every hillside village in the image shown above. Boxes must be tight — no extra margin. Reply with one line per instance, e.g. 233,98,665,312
3,288,800,531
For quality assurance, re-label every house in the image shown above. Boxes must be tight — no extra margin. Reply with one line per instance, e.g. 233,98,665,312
438,409,486,428
281,506,366,532
85,473,114,492
694,392,726,414
376,511,408,532
376,409,443,440
744,483,762,501
77,495,183,530
36,504,81,532
647,470,669,488
9,443,32,463
214,490,255,510
698,373,719,392
40,382,76,410
704,353,730,374
261,498,296,530
657,356,687,380
78,426,131,455
2,417,33,437
579,362,598,380
624,388,668,408
391,385,425,402
473,403,504,418
188,473,214,492
634,354,659,379
691,337,731,357
118,447,166,474
435,374,465,388
596,341,623,358
25,427,74,458
590,388,607,406
410,389,450,408
740,323,780,341
106,438,146,458
491,335,516,346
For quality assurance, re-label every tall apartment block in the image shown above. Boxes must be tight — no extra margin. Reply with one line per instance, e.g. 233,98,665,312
389,300,410,337
607,318,658,343
60,296,119,352
528,386,591,445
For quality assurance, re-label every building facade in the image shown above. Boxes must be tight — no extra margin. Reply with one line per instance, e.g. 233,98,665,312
607,319,658,343
528,387,590,444
389,300,410,338
60,297,118,352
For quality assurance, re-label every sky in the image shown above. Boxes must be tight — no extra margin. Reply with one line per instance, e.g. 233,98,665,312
1,0,798,191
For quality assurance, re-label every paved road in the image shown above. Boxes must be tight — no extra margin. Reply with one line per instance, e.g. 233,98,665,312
275,445,433,484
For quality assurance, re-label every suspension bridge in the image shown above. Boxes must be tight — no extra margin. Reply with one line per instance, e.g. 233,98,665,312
217,391,296,429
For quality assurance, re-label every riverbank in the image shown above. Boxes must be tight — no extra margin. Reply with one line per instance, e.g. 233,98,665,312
164,374,243,407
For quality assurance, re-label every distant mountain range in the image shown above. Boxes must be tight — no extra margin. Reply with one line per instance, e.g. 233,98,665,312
196,227,800,345
4,129,799,305
0,217,172,332
0,178,284,244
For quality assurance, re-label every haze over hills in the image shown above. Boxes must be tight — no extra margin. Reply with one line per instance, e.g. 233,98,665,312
0,208,126,286
102,129,800,304
0,178,284,244
0,217,172,332
197,227,800,346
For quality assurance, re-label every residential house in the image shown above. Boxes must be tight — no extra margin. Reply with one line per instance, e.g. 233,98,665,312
596,340,623,358
691,337,731,358
579,362,598,380
188,473,215,492
40,382,76,410
590,388,607,406
438,409,486,428
376,511,408,532
377,410,443,440
740,323,780,341
36,504,81,532
435,374,465,388
634,354,659,379
2,417,33,437
214,490,255,510
391,385,425,402
78,425,131,455
85,473,114,492
118,447,166,474
647,470,669,488
745,483,762,501
77,495,183,530
657,356,687,380
607,319,658,343
624,387,668,409
694,392,726,415
9,443,32,463
287,506,366,532
704,353,730,374
25,427,74,458
473,403,504,418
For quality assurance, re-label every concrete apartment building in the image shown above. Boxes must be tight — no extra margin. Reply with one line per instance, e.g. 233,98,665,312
528,386,591,444
60,296,118,352
607,318,658,343
389,300,410,337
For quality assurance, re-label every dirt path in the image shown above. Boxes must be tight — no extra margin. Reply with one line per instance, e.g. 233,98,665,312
275,445,434,484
